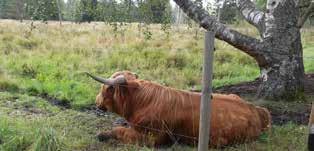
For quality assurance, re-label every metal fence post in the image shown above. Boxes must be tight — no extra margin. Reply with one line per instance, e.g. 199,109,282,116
198,30,215,151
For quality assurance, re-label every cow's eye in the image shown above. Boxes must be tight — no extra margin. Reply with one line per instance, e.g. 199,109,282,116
108,86,114,90
106,86,115,94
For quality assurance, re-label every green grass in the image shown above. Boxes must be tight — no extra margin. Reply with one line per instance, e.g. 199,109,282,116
0,92,111,151
0,21,261,108
0,92,309,151
0,20,313,150
303,43,314,73
0,21,312,108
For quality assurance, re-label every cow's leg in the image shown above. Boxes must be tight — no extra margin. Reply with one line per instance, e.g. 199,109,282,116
97,126,145,145
113,127,143,144
97,126,172,146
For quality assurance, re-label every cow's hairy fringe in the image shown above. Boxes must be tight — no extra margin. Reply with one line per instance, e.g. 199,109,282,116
114,80,200,140
129,122,198,140
133,81,197,108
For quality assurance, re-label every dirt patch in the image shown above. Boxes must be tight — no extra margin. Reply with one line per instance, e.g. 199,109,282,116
214,73,314,96
83,106,111,117
214,73,314,125
262,101,311,125
22,106,46,114
0,94,50,117
270,107,310,125
39,93,71,109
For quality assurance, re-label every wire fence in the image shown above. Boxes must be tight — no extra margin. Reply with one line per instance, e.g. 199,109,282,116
93,110,310,150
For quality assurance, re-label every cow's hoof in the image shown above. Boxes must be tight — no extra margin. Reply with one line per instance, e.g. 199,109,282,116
96,131,113,142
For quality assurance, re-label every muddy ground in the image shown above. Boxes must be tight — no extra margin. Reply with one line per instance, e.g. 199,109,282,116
215,74,314,125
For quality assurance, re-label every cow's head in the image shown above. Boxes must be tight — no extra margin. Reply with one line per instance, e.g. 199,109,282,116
87,71,139,113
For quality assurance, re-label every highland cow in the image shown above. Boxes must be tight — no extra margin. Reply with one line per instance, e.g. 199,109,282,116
87,71,271,147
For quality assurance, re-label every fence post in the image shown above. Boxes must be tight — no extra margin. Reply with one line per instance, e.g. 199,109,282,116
197,30,215,151
308,103,314,151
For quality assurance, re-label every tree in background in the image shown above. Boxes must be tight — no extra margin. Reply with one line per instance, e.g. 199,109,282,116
136,0,171,23
0,0,172,25
0,0,14,19
25,0,59,21
217,0,239,24
75,0,97,22
0,0,25,20
174,0,314,101
62,0,78,21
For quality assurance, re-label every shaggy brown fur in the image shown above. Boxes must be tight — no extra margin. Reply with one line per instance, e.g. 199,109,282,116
95,71,271,147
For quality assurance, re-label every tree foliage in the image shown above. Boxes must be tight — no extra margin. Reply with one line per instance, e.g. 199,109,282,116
218,0,240,24
0,0,246,25
70,0,171,23
0,0,25,20
25,0,59,21
0,0,60,21
0,0,172,24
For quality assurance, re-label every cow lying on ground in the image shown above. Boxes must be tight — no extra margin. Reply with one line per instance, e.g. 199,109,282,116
87,71,271,147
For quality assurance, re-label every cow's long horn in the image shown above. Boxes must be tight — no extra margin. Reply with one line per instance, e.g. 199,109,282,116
113,75,127,85
85,72,114,85
85,72,126,85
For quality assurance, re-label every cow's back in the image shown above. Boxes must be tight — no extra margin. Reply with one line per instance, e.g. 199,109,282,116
174,93,269,147
129,81,270,147
209,94,264,146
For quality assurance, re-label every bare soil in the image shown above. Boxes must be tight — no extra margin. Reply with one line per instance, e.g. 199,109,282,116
214,74,314,125
40,93,71,109
214,74,314,96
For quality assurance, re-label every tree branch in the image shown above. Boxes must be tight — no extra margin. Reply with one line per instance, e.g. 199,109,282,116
173,0,267,66
298,1,314,28
215,26,267,66
236,0,265,31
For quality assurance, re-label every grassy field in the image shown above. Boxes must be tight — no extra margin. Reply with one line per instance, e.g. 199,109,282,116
0,20,314,150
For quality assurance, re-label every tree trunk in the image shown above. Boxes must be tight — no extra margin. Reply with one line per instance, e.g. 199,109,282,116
173,0,307,101
256,0,305,100
257,38,305,100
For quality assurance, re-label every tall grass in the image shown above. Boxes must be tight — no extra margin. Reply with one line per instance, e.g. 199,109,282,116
30,128,64,151
1,20,314,108
0,116,64,151
0,20,259,108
